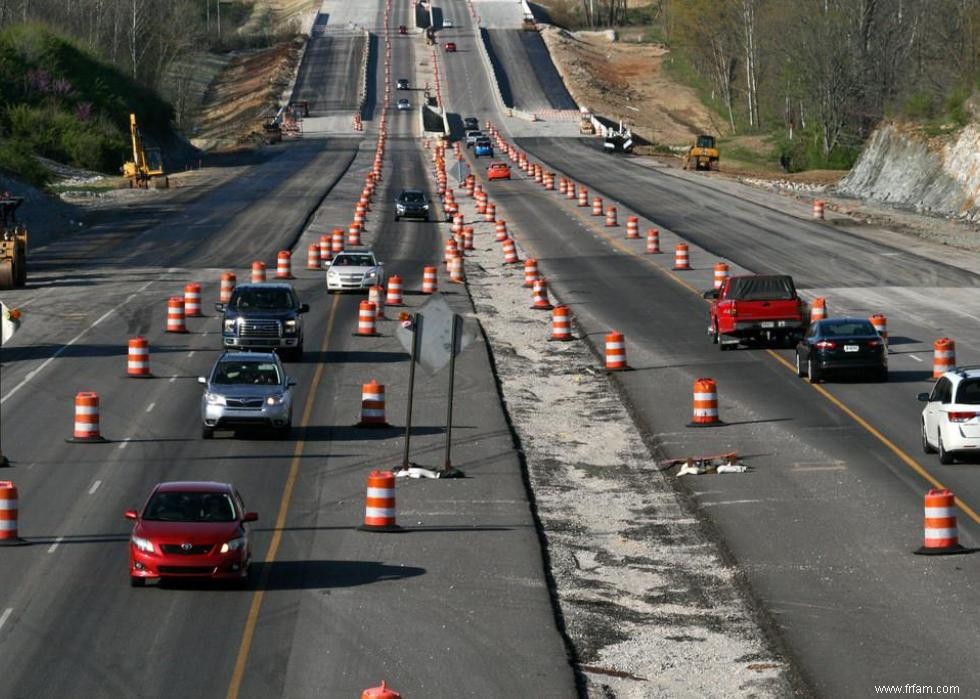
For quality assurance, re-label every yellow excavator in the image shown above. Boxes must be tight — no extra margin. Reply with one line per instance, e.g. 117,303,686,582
684,134,720,171
0,194,27,289
122,113,168,188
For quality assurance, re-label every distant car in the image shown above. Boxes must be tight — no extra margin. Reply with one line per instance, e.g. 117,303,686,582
199,350,295,439
795,317,887,383
326,248,384,293
465,130,484,147
126,481,257,587
395,188,430,221
444,42,456,52
396,78,410,90
487,162,511,180
463,117,479,131
442,18,453,27
474,138,493,157
397,98,411,111
398,24,407,34
919,366,980,464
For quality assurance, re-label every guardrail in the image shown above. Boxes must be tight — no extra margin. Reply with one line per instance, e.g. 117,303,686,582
355,27,370,118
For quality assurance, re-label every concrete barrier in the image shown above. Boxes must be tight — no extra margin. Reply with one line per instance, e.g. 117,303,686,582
355,27,370,117
470,20,538,122
284,9,323,105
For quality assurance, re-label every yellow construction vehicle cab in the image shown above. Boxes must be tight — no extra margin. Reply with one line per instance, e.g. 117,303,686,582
122,113,168,188
0,195,27,289
685,134,720,171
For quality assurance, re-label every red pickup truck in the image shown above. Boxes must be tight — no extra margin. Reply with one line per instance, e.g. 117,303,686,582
705,274,806,350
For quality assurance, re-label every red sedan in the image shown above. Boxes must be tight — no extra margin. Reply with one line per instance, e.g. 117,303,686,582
487,162,511,180
444,41,457,52
126,481,257,586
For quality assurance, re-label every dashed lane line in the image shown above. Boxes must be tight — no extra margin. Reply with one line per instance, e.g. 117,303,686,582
47,537,64,554
145,403,156,413
0,608,11,633
88,480,102,495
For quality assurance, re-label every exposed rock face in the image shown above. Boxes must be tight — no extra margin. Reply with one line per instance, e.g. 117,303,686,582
838,122,980,222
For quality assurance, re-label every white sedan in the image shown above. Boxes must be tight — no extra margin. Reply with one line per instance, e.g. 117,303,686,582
326,249,384,293
396,98,411,111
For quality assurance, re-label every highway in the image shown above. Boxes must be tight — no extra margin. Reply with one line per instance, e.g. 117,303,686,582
483,29,577,112
437,0,980,694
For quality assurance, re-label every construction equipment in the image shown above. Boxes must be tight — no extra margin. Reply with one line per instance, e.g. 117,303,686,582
579,106,595,135
603,121,634,154
684,134,720,171
121,113,168,188
262,120,283,144
0,195,27,289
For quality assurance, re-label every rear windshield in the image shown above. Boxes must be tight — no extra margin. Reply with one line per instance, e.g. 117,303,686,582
820,320,876,337
230,288,294,310
143,491,236,522
213,361,281,385
955,379,980,405
333,254,375,267
399,191,426,203
726,276,796,301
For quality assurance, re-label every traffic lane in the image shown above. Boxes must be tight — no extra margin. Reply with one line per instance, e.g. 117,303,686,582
481,176,980,694
438,2,498,118
484,30,575,111
515,137,980,291
293,33,367,114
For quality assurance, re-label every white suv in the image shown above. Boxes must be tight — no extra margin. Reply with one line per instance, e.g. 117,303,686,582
325,248,384,293
918,366,980,464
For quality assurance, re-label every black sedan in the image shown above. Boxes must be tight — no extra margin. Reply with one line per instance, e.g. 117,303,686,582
795,317,887,383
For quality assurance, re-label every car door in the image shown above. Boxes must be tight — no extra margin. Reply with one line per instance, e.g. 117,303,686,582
798,324,816,363
924,378,950,441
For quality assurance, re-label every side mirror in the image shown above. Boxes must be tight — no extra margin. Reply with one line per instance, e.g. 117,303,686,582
197,376,207,385
916,392,931,402
215,302,226,313
299,303,310,313
124,509,138,520
243,512,258,523
287,378,297,387
702,289,718,300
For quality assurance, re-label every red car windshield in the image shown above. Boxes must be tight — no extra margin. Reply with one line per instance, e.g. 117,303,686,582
143,492,237,522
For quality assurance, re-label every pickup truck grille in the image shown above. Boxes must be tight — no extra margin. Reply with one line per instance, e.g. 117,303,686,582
239,319,280,338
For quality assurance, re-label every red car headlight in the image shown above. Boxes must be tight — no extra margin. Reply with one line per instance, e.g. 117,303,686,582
131,535,154,553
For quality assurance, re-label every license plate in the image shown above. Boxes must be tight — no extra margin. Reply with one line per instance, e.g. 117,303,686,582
844,345,859,352
760,321,774,328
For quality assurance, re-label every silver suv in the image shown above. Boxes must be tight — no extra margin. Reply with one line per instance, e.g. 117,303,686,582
325,248,384,292
199,351,295,439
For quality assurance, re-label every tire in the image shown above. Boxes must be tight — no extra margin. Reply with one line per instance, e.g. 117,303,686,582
275,423,292,440
202,425,214,440
807,358,821,383
922,423,936,454
795,352,805,377
876,367,889,383
938,433,955,465
394,215,400,221
130,576,145,588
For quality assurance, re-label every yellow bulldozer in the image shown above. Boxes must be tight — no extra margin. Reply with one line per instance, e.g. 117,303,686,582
122,113,168,188
0,194,27,289
684,134,720,171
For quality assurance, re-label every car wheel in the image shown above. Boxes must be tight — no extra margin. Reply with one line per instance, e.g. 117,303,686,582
394,215,400,221
876,367,889,382
922,422,936,454
795,352,805,377
130,576,145,588
938,432,955,464
202,425,214,440
275,423,292,439
807,358,821,383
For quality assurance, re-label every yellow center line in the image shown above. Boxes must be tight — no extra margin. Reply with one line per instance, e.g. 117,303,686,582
225,293,341,699
489,146,980,524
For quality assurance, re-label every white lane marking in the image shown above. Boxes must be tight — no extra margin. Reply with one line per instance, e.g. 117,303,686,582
47,536,64,554
169,374,178,383
88,480,102,495
792,462,846,471
145,403,156,413
117,437,131,450
202,331,209,337
187,351,195,358
701,499,765,507
0,608,12,632
1,280,156,405
909,354,922,362
12,288,53,309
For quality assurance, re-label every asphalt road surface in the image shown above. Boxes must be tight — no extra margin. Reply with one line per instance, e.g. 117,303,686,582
483,29,577,112
293,30,367,115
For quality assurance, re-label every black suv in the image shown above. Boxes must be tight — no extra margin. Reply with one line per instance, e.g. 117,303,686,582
394,189,430,221
463,116,479,131
216,283,309,361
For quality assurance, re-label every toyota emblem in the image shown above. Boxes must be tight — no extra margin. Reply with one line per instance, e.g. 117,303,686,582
181,542,192,551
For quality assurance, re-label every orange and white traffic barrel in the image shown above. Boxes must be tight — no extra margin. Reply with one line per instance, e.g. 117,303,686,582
605,331,628,371
531,278,553,310
688,378,722,427
559,178,568,196
421,266,438,294
646,228,661,254
127,337,151,377
577,186,588,207
484,202,496,223
385,275,404,306
183,282,202,316
331,228,345,254
368,285,386,320
276,250,293,279
444,238,458,266
307,243,321,270
220,272,236,304
357,380,389,428
0,481,25,545
501,237,520,265
713,262,729,290
462,226,475,251
319,234,332,264
360,470,400,532
605,206,618,227
166,297,187,333
354,204,366,226
625,216,639,239
495,220,508,242
869,313,887,343
567,181,577,201
70,391,106,442
549,306,572,341
810,297,827,323
914,489,966,555
544,172,554,190
451,213,463,234
813,200,825,220
932,338,955,379
592,197,603,216
251,261,266,283
348,222,362,246
355,301,379,337
673,243,691,270
523,259,539,288
448,253,465,283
